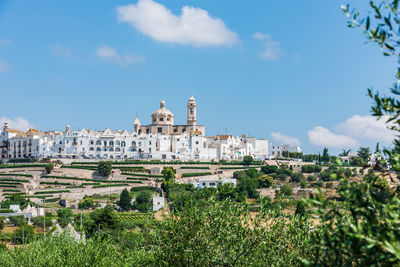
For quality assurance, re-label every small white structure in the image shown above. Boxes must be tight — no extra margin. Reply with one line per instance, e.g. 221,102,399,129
191,177,237,189
152,196,165,212
52,223,85,243
9,204,21,213
22,205,44,218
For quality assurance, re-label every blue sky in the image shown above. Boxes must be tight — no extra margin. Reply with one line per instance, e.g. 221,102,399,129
0,0,397,154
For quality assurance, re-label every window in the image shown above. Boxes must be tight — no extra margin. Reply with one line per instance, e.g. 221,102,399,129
132,141,136,146
121,141,126,147
90,140,94,145
96,147,101,151
195,141,199,145
210,183,216,186
89,147,94,151
149,141,152,145
116,141,120,146
96,140,101,145
158,127,162,133
109,141,114,146
104,141,107,146
160,118,163,121
190,107,194,114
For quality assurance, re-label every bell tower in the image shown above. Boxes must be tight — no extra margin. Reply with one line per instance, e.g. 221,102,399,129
187,95,197,126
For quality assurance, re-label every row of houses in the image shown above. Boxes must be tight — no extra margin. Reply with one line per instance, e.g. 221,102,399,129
0,97,301,161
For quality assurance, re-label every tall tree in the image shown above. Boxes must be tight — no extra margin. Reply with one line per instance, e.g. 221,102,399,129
321,148,330,163
119,189,132,211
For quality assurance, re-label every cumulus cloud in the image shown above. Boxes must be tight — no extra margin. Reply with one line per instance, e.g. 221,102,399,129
116,0,238,46
271,132,301,146
50,43,72,57
0,117,34,131
253,33,283,60
335,115,396,143
96,45,145,65
308,126,359,148
0,58,10,72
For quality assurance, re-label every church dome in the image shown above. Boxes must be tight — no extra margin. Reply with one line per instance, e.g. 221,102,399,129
153,100,174,117
152,100,174,125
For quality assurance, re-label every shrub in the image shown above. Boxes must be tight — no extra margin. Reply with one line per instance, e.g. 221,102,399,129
9,215,26,226
14,224,35,244
307,175,316,181
257,175,275,188
78,197,95,209
277,184,292,197
97,161,112,177
290,172,304,183
300,179,307,188
325,182,333,188
45,164,54,174
181,172,212,178
344,168,352,178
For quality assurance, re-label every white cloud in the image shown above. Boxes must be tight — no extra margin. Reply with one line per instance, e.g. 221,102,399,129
0,117,34,131
271,132,301,146
335,115,396,143
259,38,283,60
50,43,72,57
96,45,145,65
116,0,238,46
0,58,10,72
0,39,11,48
254,33,283,60
253,32,268,40
308,126,359,148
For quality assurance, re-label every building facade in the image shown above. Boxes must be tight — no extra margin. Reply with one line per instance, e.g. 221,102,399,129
0,96,301,161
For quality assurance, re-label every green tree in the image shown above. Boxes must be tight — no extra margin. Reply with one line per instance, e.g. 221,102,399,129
118,189,132,211
161,167,175,192
9,215,25,226
133,191,151,212
32,216,52,228
97,161,112,177
290,172,304,183
0,217,5,232
45,163,54,174
57,208,73,227
358,147,371,164
257,174,275,188
277,184,292,198
78,197,95,209
242,155,254,165
153,198,311,266
14,224,35,244
321,148,329,163
86,205,120,237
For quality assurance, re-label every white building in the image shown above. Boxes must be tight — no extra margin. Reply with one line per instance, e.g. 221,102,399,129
0,96,299,161
269,144,302,159
191,177,237,189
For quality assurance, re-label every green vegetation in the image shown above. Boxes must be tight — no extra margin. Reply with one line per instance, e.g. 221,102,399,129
45,164,54,174
0,173,32,177
97,161,112,177
118,189,132,211
0,164,47,169
34,190,70,195
92,183,130,188
181,172,212,178
133,191,152,212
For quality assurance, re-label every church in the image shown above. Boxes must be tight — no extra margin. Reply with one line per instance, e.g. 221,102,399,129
134,96,206,136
